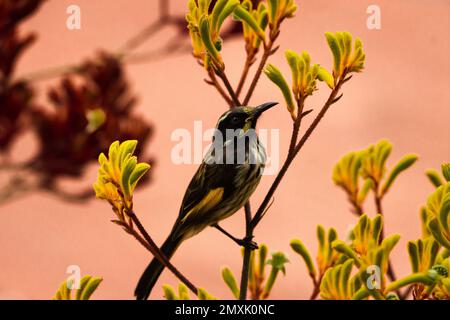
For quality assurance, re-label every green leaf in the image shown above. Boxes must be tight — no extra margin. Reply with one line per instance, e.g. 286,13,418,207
98,152,108,165
197,288,217,300
442,163,450,182
332,240,362,267
178,283,190,300
258,244,268,277
263,64,295,116
267,252,289,274
130,163,151,191
118,140,138,168
327,228,338,262
217,0,240,31
317,66,334,89
377,140,392,167
55,280,70,300
341,32,352,65
75,276,92,300
162,285,177,300
109,140,121,173
199,16,223,67
372,214,383,243
285,50,300,93
198,0,211,13
267,0,278,24
221,268,239,299
385,272,435,292
438,194,450,233
339,259,354,298
211,0,229,32
234,5,266,41
428,218,450,250
290,239,316,278
325,32,341,77
381,154,418,195
79,277,103,300
357,179,373,205
407,241,419,273
351,287,370,300
426,169,443,188
120,156,137,199
317,225,326,256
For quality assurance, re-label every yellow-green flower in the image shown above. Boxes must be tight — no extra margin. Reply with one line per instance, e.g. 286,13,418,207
325,31,365,81
93,140,150,220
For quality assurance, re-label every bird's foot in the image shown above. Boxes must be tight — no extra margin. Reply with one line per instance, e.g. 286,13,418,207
236,236,258,250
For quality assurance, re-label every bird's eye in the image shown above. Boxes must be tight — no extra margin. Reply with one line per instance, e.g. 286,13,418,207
230,116,240,124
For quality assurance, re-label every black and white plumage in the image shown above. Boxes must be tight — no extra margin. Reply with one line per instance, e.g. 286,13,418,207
135,102,277,300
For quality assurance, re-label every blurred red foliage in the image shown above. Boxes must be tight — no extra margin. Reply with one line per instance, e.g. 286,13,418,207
0,0,153,201
0,0,44,150
31,53,153,180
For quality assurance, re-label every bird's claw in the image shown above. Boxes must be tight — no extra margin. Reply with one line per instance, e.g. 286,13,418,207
236,237,258,250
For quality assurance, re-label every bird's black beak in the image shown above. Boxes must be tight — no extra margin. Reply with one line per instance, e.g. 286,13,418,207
252,102,278,117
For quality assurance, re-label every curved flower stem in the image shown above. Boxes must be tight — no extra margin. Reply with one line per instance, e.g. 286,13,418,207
207,70,234,108
238,76,348,300
115,212,198,295
309,274,323,300
236,53,255,98
373,184,398,285
243,36,277,106
216,69,241,106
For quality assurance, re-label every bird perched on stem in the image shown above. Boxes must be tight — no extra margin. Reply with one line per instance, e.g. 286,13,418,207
135,102,277,300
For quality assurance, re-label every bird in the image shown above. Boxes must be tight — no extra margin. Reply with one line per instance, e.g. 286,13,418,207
135,102,278,300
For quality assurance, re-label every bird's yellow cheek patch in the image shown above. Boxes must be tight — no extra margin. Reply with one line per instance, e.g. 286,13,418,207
181,188,224,223
243,118,252,132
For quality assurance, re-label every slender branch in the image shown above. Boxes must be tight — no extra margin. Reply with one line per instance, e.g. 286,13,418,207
118,20,167,55
350,198,364,216
243,36,278,105
252,78,346,228
309,275,322,300
236,53,255,98
207,70,234,107
239,202,253,300
288,99,305,155
123,211,198,295
215,69,241,106
18,0,176,83
373,183,398,284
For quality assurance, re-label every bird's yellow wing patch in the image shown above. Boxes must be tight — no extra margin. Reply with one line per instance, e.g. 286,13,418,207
181,188,224,223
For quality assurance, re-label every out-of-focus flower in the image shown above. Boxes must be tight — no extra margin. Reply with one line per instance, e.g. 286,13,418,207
31,53,153,182
0,0,44,150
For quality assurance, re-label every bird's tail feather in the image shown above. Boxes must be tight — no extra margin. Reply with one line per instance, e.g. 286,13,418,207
134,234,182,300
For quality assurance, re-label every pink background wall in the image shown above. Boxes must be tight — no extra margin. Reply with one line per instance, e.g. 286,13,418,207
1,0,449,299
